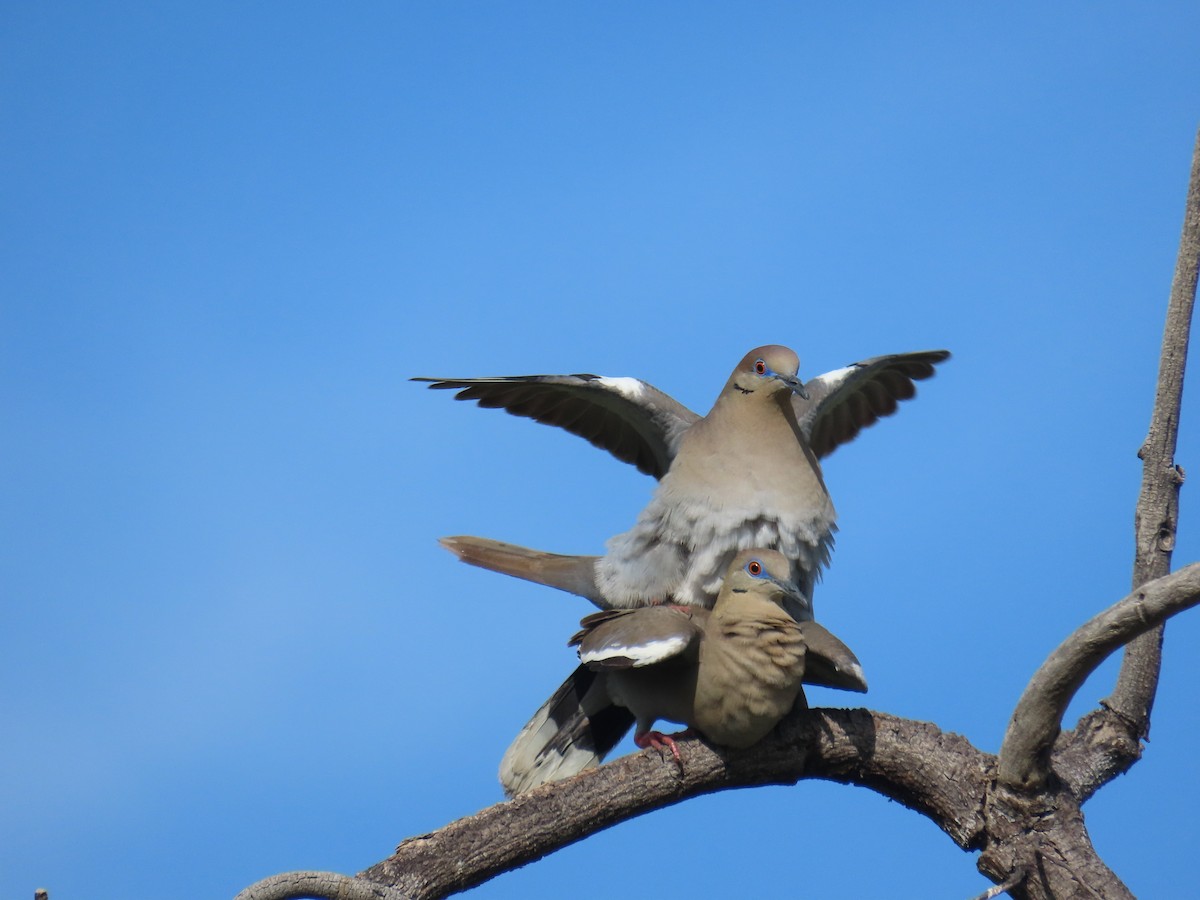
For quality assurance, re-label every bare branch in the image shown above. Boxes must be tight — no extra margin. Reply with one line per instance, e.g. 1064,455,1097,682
233,871,413,900
998,564,1200,790
357,708,988,900
1106,126,1200,733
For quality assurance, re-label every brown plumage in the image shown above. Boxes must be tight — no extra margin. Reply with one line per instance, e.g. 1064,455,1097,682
575,549,811,751
499,549,867,794
418,348,944,794
420,346,950,610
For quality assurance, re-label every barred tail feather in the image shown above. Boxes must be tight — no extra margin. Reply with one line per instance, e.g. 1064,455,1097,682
499,665,634,796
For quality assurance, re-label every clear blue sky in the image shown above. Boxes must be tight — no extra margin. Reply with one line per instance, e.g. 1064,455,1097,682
4,3,1200,898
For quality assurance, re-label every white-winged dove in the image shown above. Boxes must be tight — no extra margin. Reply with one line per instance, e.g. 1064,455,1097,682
417,346,948,614
499,549,866,794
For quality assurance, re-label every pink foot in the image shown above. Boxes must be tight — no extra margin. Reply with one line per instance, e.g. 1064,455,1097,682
635,729,694,770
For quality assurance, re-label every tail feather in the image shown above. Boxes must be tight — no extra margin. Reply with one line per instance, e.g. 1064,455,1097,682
499,665,634,796
440,535,604,604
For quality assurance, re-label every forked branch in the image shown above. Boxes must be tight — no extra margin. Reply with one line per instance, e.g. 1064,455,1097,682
997,563,1200,790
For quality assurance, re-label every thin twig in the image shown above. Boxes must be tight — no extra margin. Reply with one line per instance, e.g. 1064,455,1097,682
970,866,1027,900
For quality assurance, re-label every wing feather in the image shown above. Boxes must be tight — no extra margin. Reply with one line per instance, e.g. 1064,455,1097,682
413,373,700,478
795,350,950,458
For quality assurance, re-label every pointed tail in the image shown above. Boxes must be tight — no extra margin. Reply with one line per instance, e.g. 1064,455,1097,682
439,535,604,604
499,665,634,796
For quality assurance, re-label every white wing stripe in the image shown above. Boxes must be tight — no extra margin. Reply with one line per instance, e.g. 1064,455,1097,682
806,366,856,390
596,376,647,400
580,635,688,667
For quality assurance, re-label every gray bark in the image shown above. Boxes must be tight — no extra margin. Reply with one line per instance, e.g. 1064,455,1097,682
1106,127,1200,732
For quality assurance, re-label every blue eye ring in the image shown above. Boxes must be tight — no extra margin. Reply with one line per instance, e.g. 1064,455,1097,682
746,559,764,577
754,359,767,375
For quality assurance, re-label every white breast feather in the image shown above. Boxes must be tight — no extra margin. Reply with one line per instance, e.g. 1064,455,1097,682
598,493,835,607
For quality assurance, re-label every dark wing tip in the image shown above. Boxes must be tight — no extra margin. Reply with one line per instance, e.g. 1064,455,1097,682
883,349,952,382
411,376,473,391
808,349,951,459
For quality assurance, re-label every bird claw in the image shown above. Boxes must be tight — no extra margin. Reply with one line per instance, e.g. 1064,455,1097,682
635,729,694,773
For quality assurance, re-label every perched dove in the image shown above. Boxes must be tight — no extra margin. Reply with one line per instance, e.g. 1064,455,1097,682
417,345,948,613
500,549,866,794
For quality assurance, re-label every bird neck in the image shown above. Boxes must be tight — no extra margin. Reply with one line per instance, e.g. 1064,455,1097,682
711,380,790,419
704,385,808,449
712,591,790,623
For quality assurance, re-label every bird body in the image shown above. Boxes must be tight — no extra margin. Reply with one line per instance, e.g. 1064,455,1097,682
417,345,947,794
578,551,812,750
597,370,834,608
500,550,855,794
583,597,810,750
422,346,946,612
692,593,809,748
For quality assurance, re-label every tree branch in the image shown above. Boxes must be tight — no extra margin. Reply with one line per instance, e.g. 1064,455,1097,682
1049,707,1143,803
357,708,988,900
997,563,1200,790
233,871,412,900
979,783,1133,900
1105,125,1200,734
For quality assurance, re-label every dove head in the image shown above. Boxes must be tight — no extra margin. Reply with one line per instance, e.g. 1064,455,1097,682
727,345,808,400
721,549,811,617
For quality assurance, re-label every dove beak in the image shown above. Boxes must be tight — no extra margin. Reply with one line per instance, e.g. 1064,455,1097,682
774,372,809,400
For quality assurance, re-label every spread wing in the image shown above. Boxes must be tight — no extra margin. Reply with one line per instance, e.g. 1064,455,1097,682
571,607,706,669
795,350,950,459
412,373,700,479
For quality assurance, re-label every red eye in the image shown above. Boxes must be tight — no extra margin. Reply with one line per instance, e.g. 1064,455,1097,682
747,560,763,576
754,359,766,375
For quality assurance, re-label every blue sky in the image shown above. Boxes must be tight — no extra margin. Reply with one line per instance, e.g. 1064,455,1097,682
4,3,1200,898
